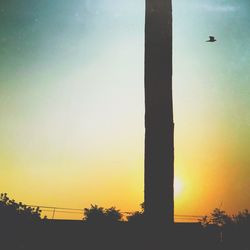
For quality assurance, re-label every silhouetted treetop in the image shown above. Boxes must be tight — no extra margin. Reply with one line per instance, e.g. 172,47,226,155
83,204,122,223
105,207,122,222
199,208,250,228
233,209,250,226
0,193,42,222
127,202,144,224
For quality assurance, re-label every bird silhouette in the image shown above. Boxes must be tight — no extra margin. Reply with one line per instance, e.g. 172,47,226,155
206,36,217,42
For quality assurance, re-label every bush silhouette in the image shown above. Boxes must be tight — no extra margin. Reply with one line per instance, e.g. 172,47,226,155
0,193,42,223
233,209,250,225
105,207,122,222
199,208,232,227
83,204,122,223
210,208,232,227
200,208,250,228
127,211,144,223
84,204,106,222
127,203,144,223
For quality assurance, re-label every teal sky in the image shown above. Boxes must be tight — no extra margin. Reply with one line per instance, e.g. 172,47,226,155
0,0,249,216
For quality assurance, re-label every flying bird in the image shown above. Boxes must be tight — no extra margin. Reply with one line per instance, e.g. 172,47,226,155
206,36,217,42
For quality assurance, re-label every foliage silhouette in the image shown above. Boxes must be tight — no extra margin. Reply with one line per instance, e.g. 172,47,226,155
210,208,232,227
84,204,105,222
199,208,250,228
105,206,122,222
1,195,249,250
0,193,42,222
83,204,122,223
127,211,144,223
233,209,250,225
127,203,145,223
199,208,250,250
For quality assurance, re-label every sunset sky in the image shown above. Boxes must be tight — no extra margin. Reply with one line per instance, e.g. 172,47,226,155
0,0,249,220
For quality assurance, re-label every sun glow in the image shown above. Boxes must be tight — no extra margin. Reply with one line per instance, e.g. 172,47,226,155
174,177,183,198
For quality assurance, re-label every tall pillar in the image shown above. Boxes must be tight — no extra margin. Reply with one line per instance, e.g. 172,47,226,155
144,0,174,226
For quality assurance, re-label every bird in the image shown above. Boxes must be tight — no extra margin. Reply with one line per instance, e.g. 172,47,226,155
206,36,217,42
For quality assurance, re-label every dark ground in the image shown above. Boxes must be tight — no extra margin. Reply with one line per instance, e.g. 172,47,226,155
2,220,246,250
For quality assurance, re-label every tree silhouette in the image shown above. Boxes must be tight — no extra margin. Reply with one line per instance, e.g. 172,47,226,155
127,211,144,224
83,205,122,223
233,209,250,226
0,193,42,222
105,207,122,222
84,204,106,222
127,202,144,223
198,215,210,227
199,208,250,249
210,208,232,227
199,208,232,228
200,208,250,228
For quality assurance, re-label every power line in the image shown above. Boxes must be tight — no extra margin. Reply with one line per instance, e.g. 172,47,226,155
27,205,84,212
27,204,202,219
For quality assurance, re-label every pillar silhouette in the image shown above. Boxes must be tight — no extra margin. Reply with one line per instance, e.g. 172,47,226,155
144,0,174,226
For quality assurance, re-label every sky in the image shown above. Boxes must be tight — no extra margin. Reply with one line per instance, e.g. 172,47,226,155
0,0,249,220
